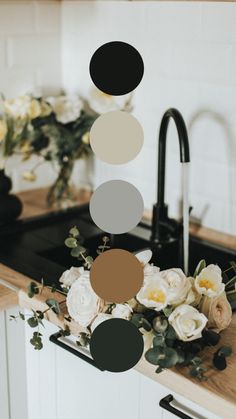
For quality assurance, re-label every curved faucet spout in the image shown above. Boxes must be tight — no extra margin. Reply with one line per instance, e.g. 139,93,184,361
151,108,190,244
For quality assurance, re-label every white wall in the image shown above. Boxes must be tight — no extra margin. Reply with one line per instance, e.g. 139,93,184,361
0,0,62,191
62,1,236,235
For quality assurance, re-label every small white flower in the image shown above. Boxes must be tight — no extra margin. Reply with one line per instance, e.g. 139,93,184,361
169,304,208,342
136,273,168,311
90,313,112,333
135,249,160,279
112,304,132,320
47,95,83,124
66,271,102,328
4,96,40,120
135,249,152,266
89,87,130,114
195,264,225,298
160,268,192,306
59,266,84,290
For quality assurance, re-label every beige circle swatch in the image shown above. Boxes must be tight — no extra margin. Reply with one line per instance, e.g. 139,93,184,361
90,249,144,303
90,111,144,164
89,180,144,234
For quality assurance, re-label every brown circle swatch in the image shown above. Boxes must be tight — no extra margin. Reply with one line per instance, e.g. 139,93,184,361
90,249,144,303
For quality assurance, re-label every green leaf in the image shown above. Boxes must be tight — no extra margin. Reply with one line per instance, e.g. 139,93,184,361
158,347,179,368
27,317,38,328
202,329,220,346
155,366,163,374
194,259,206,278
141,318,152,332
213,353,227,370
163,306,174,317
46,299,60,315
165,325,176,340
69,226,79,237
70,247,82,257
27,281,39,298
131,313,143,328
64,237,77,248
19,311,25,320
145,347,164,366
153,335,165,347
218,346,232,357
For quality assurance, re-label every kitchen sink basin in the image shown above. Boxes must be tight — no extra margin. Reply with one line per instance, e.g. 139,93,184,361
0,204,236,295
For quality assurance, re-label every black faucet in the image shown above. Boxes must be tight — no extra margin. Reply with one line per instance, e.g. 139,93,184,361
151,108,190,246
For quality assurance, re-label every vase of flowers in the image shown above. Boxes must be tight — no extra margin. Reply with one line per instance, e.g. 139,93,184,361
1,90,132,208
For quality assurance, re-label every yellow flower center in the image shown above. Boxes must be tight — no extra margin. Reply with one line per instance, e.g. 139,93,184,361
199,278,216,291
148,290,166,303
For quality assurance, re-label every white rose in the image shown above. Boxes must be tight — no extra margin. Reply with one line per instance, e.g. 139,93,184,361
112,304,132,320
66,272,103,328
160,268,192,306
4,96,31,120
47,95,83,124
169,304,208,342
59,266,84,290
135,249,160,280
90,313,112,333
136,273,168,311
195,264,225,298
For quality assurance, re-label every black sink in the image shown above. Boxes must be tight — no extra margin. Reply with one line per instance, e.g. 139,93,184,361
0,204,236,293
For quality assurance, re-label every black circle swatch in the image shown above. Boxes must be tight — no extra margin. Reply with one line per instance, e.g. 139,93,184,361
90,318,144,372
89,41,144,96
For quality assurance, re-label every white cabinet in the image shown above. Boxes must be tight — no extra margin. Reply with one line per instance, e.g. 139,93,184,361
0,313,223,419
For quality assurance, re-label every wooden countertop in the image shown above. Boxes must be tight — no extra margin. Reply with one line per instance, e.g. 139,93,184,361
0,188,236,418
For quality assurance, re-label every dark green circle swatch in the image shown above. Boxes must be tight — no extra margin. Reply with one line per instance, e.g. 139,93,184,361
89,41,144,96
90,318,144,372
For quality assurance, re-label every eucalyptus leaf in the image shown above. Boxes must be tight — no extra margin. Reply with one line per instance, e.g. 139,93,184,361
27,317,38,328
145,347,164,365
46,299,60,315
27,281,39,298
69,226,79,237
217,346,232,357
64,237,77,248
158,347,179,368
213,353,227,371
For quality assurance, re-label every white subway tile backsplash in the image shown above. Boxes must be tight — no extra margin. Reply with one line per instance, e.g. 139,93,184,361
7,35,60,69
169,42,233,84
202,4,236,43
0,2,35,34
34,1,61,34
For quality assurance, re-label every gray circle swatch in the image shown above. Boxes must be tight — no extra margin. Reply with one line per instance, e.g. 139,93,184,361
90,111,144,165
89,180,144,234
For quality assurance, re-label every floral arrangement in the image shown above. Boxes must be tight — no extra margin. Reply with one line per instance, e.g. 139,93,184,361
0,90,132,206
12,226,235,380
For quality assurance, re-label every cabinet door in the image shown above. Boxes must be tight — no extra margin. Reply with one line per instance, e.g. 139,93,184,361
55,339,141,419
160,391,221,419
0,310,10,419
24,314,58,419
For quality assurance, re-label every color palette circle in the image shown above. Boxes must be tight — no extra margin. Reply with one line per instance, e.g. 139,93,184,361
90,248,144,303
90,111,143,165
89,41,144,96
89,180,144,234
90,318,144,372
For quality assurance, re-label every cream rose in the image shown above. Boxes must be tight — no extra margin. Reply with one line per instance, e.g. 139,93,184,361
160,268,192,306
59,266,84,290
0,119,7,142
169,304,208,342
112,303,132,320
199,292,232,332
136,273,168,311
66,271,103,327
90,313,112,333
47,95,83,124
195,264,225,297
135,249,160,279
4,96,40,120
